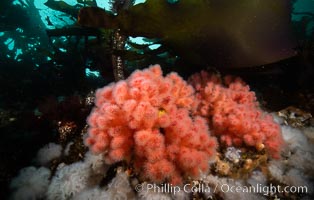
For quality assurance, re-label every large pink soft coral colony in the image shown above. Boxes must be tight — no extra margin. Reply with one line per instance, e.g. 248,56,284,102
189,71,283,159
85,65,217,185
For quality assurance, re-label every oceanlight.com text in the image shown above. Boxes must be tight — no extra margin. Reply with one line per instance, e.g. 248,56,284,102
220,183,308,196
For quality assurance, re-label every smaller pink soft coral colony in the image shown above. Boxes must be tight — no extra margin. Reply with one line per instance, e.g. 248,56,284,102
85,65,217,185
189,71,284,159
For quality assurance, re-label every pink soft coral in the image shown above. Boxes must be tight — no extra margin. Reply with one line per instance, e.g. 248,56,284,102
189,71,283,159
86,65,217,185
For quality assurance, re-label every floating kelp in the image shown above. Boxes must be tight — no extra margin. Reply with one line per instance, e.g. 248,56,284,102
78,0,297,68
44,0,80,17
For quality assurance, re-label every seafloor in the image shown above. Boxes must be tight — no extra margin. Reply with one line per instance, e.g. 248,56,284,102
1,60,314,199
